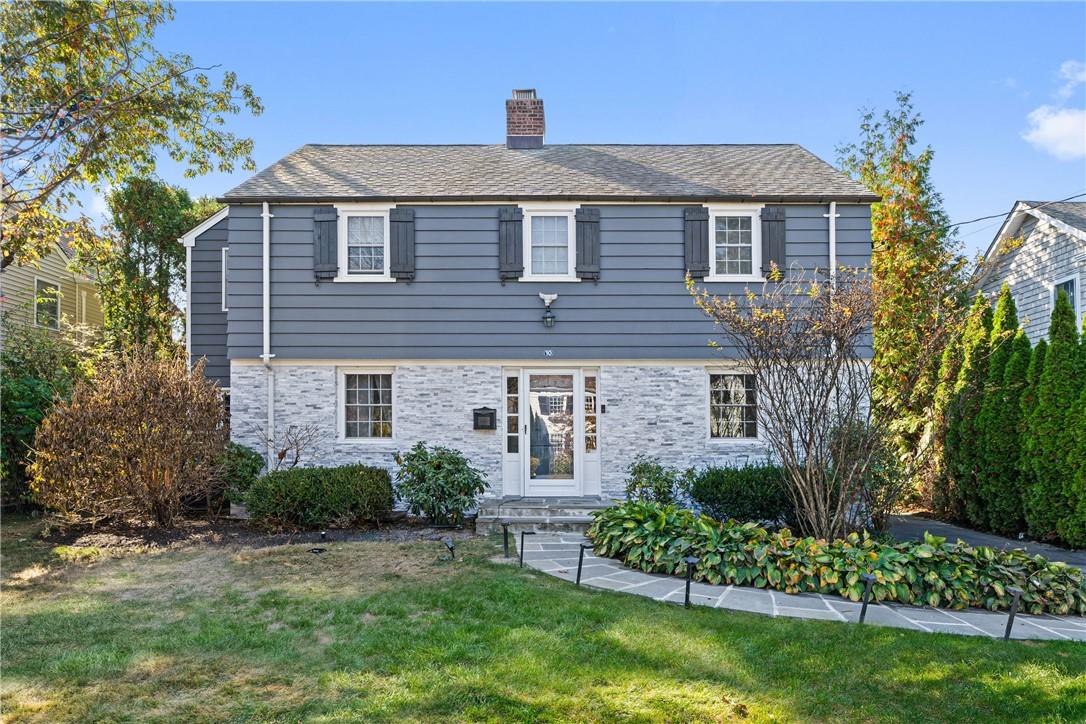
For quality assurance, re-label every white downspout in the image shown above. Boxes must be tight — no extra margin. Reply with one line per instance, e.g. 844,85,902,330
261,202,276,465
825,201,839,289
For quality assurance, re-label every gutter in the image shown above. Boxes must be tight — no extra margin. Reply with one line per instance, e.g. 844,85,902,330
260,202,276,465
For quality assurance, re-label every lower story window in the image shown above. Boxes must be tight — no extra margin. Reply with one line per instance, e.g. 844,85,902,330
344,372,392,438
709,373,757,439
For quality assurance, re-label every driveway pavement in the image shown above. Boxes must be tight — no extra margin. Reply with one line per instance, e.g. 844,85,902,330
889,514,1086,569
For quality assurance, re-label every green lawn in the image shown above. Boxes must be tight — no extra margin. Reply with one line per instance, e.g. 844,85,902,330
2,516,1084,723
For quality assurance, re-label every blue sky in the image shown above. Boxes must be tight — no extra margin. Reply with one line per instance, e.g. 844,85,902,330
92,1,1086,256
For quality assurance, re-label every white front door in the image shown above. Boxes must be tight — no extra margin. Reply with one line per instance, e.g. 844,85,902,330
523,370,582,496
501,367,601,498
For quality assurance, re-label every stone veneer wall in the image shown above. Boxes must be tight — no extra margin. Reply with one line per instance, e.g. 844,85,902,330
231,362,772,500
597,365,770,496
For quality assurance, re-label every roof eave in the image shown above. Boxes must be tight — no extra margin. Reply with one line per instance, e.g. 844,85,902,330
217,193,882,205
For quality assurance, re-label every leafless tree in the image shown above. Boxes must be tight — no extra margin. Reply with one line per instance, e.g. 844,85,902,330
690,267,914,539
249,423,322,472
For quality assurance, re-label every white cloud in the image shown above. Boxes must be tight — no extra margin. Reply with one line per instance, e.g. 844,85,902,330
1022,105,1086,160
1057,60,1086,100
90,193,109,216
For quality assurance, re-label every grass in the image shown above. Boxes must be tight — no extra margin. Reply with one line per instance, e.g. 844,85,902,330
2,515,1084,723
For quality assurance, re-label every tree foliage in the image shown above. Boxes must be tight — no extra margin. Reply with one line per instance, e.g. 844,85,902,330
1023,291,1079,541
972,284,1018,529
1,0,261,268
81,177,220,351
981,328,1031,535
941,292,991,522
837,92,967,470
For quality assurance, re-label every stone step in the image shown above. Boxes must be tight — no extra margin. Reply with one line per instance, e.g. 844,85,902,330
476,514,597,535
477,505,609,519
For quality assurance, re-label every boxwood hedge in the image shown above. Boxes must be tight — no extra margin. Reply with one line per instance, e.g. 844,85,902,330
245,464,393,529
587,500,1086,616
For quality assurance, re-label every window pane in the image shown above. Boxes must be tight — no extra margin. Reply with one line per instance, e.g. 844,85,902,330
530,215,569,275
344,372,392,438
347,216,384,274
35,280,59,329
1055,280,1076,314
708,374,757,438
714,215,754,276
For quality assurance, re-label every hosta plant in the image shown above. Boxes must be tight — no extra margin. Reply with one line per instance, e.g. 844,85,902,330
587,500,1086,616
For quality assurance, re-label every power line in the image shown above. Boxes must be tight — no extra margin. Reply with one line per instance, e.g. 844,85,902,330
944,193,1086,231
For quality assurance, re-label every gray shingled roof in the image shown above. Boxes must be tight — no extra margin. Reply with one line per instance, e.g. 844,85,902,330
1025,200,1086,232
222,144,877,202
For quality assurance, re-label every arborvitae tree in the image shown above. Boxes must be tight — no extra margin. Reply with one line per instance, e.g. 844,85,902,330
972,284,1019,528
1024,291,1079,541
1060,316,1086,546
943,292,992,522
928,339,962,515
982,329,1031,535
1019,337,1047,523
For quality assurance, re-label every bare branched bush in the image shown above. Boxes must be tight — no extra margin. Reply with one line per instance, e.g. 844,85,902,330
690,268,914,540
248,423,321,472
29,347,227,527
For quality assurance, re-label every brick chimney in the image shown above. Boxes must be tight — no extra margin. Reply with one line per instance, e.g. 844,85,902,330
506,89,545,149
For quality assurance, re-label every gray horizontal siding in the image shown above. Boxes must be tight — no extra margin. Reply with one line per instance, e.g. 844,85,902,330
189,216,229,384
979,216,1086,342
226,203,872,361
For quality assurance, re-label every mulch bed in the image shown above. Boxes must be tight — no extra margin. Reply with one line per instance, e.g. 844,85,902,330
37,514,479,552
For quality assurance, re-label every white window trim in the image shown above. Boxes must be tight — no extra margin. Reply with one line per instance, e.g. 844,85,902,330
520,203,580,283
705,204,765,283
221,247,229,311
1052,273,1081,325
333,203,395,283
705,368,761,442
33,276,61,330
336,366,396,442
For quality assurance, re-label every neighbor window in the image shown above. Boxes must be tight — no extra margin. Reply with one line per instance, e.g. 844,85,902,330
343,372,393,438
708,207,762,280
1054,277,1077,318
709,373,757,439
347,216,385,275
34,279,60,329
522,207,576,280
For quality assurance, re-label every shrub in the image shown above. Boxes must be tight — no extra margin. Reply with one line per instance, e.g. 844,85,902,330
0,313,103,507
244,464,393,529
29,347,225,527
220,442,265,503
623,455,692,505
394,442,487,525
688,463,793,526
587,500,1086,616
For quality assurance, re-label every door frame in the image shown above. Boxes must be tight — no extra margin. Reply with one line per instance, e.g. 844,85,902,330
521,368,584,496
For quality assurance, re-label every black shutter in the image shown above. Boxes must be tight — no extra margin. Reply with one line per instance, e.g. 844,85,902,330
389,208,415,281
498,206,523,282
761,206,786,276
313,208,338,282
683,207,710,278
575,207,601,281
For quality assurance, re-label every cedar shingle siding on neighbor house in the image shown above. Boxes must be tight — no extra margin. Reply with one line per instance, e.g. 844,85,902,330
184,91,877,499
978,201,1086,341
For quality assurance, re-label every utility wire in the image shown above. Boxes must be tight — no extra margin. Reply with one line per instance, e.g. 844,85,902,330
943,193,1086,232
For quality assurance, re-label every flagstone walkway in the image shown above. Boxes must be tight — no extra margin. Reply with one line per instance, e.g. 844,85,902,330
516,533,1086,642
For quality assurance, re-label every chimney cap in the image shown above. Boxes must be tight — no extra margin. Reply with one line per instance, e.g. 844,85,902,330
511,88,537,100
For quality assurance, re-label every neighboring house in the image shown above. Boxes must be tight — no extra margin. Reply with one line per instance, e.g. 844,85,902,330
183,89,876,504
977,200,1086,340
0,239,105,345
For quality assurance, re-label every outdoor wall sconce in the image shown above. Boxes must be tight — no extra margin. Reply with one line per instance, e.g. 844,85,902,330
539,292,558,328
473,407,496,430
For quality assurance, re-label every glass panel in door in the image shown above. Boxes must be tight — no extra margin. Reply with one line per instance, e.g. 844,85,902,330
528,374,574,480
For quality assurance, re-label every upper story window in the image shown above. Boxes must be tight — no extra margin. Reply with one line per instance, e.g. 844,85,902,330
1054,276,1078,320
335,204,393,282
221,248,229,312
34,278,60,329
709,372,758,439
708,206,763,281
522,205,577,282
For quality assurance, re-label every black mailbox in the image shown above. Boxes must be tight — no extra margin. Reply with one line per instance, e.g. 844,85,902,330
473,407,496,430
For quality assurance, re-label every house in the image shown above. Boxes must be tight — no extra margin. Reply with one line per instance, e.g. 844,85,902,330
184,89,876,518
978,200,1086,339
0,239,105,347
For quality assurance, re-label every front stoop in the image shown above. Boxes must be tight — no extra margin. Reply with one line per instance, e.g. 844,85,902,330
476,496,616,534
